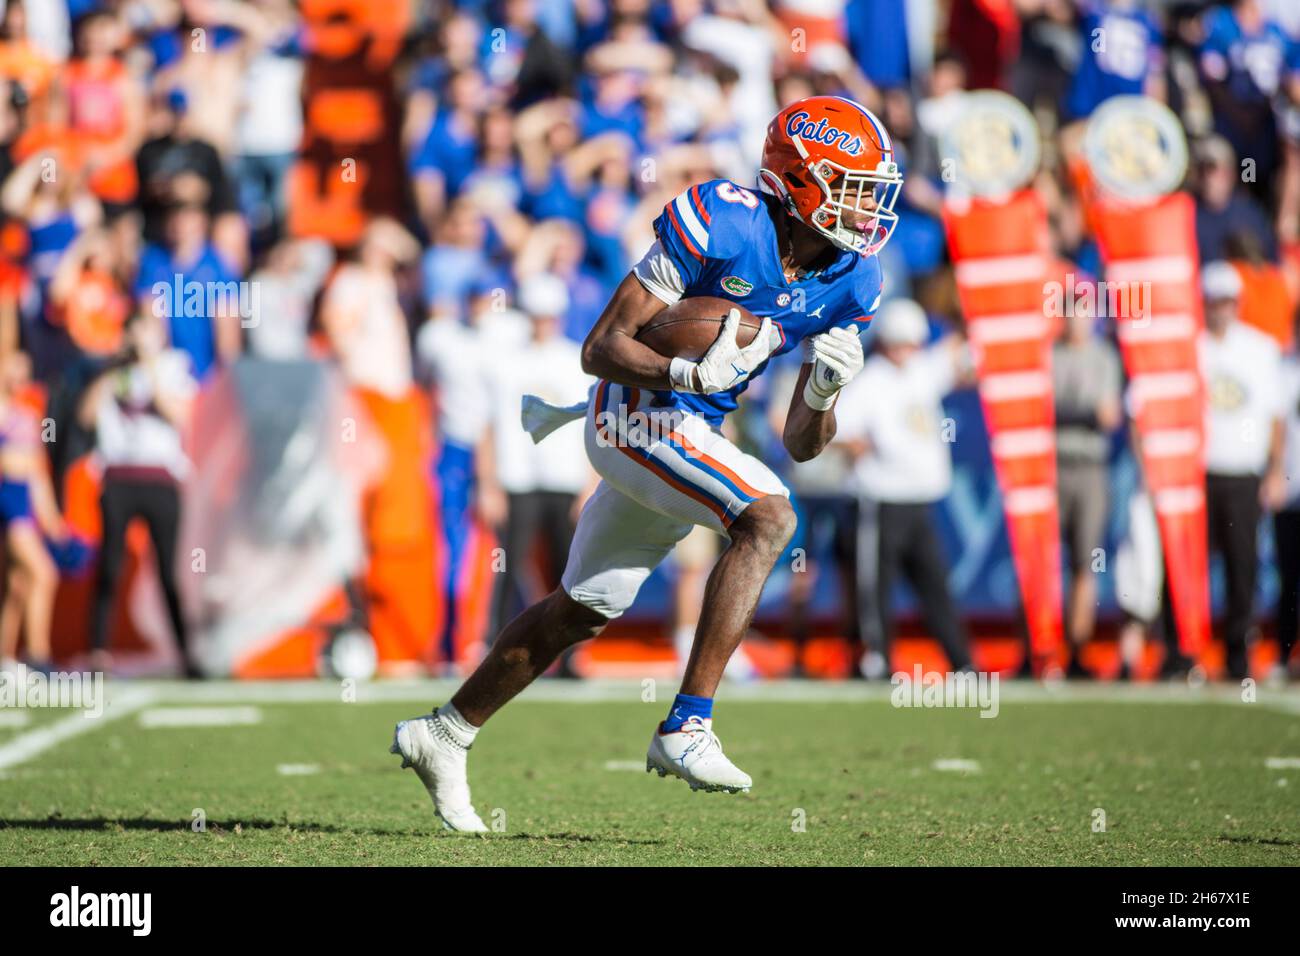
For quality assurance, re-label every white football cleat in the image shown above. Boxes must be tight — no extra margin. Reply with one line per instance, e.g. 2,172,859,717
646,716,752,793
390,714,488,833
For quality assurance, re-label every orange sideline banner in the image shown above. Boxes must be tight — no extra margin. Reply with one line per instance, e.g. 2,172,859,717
943,189,1064,667
1091,192,1210,658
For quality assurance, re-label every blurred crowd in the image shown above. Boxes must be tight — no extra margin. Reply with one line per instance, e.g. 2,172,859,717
0,0,1297,681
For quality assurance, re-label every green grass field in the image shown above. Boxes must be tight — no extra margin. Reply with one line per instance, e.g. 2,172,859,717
1,680,1297,866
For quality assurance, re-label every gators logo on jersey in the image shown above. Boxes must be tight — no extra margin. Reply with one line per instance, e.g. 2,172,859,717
721,275,754,297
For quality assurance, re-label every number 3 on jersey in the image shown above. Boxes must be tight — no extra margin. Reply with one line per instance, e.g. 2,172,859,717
716,182,759,208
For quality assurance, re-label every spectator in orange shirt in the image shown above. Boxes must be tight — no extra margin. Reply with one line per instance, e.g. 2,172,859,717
1226,230,1296,350
48,227,131,357
0,1,56,109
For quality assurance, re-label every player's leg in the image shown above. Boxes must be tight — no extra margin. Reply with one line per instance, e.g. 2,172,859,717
671,526,756,679
678,494,796,696
391,479,689,831
449,588,607,726
391,592,606,835
646,493,794,793
590,390,792,792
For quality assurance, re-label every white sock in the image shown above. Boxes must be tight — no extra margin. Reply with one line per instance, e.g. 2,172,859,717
435,702,480,748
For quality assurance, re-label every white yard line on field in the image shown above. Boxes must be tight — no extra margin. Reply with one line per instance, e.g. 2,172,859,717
932,758,982,773
115,677,1300,714
276,763,321,776
0,686,155,772
1264,757,1300,769
602,759,646,772
138,706,262,728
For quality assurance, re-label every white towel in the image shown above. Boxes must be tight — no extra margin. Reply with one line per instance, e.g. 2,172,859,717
520,390,589,444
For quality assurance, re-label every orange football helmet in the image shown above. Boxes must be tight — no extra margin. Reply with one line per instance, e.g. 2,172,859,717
758,96,903,257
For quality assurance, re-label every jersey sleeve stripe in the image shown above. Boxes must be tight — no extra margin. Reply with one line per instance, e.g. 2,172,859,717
665,200,705,262
689,185,712,225
673,192,710,254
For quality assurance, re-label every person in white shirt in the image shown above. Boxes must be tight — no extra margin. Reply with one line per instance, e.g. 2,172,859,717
78,311,198,676
246,238,334,360
232,0,304,248
834,299,974,678
477,274,595,651
417,285,532,669
1199,261,1289,680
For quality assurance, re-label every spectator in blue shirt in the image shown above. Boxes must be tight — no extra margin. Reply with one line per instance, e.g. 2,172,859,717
421,199,509,319
410,68,488,227
134,202,242,378
1065,0,1165,121
1199,0,1299,204
846,0,910,90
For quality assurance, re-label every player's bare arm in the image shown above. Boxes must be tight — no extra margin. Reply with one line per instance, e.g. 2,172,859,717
581,273,778,395
783,323,868,461
782,361,837,462
579,273,675,389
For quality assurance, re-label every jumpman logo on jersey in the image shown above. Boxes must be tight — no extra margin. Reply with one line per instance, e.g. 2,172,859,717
809,305,825,319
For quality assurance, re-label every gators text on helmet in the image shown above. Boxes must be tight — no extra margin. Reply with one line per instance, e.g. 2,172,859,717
758,96,904,257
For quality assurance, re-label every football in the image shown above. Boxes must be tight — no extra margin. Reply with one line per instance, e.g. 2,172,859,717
635,296,764,361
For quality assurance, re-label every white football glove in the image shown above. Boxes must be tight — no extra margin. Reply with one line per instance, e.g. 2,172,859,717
669,308,780,394
803,325,865,410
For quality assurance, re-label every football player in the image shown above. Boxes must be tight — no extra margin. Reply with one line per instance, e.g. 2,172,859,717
392,96,903,831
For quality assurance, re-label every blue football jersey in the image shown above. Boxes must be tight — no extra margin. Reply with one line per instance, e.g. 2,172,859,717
1065,2,1162,120
649,179,883,426
1200,5,1295,102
